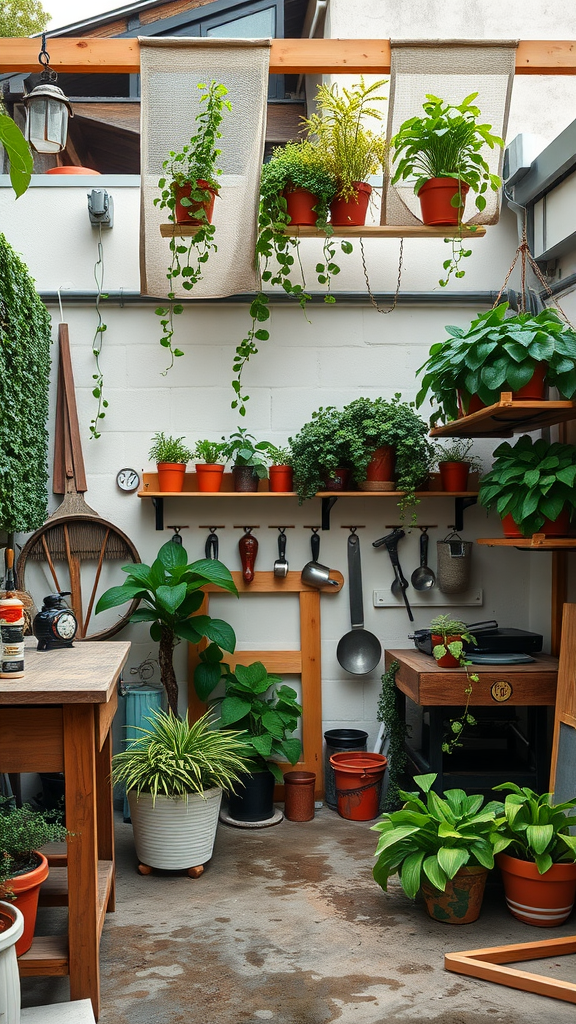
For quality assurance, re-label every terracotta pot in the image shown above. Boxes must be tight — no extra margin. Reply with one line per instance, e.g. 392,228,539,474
232,465,259,492
502,507,571,538
174,180,218,225
418,177,469,226
457,391,487,417
366,445,395,481
421,865,488,924
8,851,49,956
45,166,101,175
283,771,316,822
195,463,224,493
321,468,351,491
497,852,576,927
157,462,186,492
329,751,387,821
330,182,371,227
285,188,319,226
439,461,470,492
513,361,548,400
269,465,294,492
431,634,462,668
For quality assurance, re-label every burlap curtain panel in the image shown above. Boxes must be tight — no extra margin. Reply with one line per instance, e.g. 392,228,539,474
139,37,271,298
382,39,518,227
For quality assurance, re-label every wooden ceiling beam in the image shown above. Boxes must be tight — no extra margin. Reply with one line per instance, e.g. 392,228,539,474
1,38,576,75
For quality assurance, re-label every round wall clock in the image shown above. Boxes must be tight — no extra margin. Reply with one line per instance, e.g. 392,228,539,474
116,468,140,492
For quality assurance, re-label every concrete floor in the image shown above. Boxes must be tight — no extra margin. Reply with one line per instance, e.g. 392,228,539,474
22,808,576,1023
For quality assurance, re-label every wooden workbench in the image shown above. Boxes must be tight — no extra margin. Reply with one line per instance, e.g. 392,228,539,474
0,639,130,1021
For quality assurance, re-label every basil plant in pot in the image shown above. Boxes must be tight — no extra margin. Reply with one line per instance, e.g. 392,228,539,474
372,772,502,924
96,540,238,716
222,427,275,493
478,435,576,538
194,651,302,823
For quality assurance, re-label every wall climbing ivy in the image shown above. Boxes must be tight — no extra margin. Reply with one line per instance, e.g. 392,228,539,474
0,233,51,532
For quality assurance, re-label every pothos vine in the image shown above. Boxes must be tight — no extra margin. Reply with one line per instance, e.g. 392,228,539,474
376,660,408,811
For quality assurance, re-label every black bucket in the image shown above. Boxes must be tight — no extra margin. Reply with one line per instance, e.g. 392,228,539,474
324,729,368,808
227,769,276,822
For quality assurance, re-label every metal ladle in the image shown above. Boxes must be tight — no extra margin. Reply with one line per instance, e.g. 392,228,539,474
411,527,436,591
336,530,382,675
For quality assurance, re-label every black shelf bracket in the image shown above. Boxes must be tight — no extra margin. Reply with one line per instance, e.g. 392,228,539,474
152,497,164,531
450,496,478,533
321,496,339,530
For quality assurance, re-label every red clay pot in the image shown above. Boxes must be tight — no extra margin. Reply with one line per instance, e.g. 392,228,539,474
366,445,395,482
431,634,462,668
195,463,224,493
329,751,387,821
9,851,49,956
439,461,470,492
421,865,488,924
157,462,187,492
322,468,351,491
497,852,576,927
330,182,371,227
513,361,548,400
283,771,316,821
45,165,101,175
269,465,294,492
174,180,217,225
418,177,469,226
285,188,319,226
502,508,571,538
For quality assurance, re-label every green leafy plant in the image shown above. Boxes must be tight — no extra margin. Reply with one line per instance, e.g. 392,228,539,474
268,445,292,467
0,107,34,198
288,405,350,502
154,82,232,373
0,233,51,533
148,432,193,465
193,439,226,464
376,660,408,811
416,303,576,426
429,616,478,754
492,783,576,874
221,428,274,479
111,707,251,801
194,652,302,783
95,541,238,715
433,438,482,470
372,772,502,898
479,435,576,536
0,805,68,895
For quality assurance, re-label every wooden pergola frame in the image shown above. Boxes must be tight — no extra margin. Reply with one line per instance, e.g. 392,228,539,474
2,38,576,75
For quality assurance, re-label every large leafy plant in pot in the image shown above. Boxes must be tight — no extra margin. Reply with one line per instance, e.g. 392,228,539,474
372,772,501,924
288,405,352,502
96,541,238,715
478,435,576,537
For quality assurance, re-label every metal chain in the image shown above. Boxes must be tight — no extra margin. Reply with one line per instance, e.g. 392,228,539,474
360,237,404,314
494,214,575,328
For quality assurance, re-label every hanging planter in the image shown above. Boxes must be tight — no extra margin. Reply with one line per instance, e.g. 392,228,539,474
417,178,469,227
173,180,218,226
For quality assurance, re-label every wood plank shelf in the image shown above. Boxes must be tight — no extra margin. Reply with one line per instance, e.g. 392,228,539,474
18,935,69,977
477,536,576,549
430,396,576,439
160,223,486,240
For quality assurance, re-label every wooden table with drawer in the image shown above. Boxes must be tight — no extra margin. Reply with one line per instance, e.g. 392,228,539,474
0,640,130,1021
385,649,558,793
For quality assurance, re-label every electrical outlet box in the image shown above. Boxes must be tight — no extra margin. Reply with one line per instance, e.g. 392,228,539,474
373,588,483,608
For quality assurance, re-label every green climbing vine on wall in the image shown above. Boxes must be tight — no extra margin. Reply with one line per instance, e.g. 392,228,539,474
377,660,408,811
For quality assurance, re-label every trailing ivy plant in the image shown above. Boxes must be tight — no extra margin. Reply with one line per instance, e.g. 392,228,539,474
376,660,408,811
0,233,51,533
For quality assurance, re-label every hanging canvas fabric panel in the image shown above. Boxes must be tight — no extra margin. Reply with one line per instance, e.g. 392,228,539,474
139,37,271,298
382,40,517,227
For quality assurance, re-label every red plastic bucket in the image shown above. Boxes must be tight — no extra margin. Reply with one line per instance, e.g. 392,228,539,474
329,751,387,821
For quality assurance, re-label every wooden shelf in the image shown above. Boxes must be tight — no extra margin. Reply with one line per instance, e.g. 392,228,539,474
138,473,477,499
430,396,576,438
18,935,69,977
160,223,486,240
477,536,576,549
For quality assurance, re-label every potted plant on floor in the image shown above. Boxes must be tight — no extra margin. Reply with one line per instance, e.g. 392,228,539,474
194,652,302,822
221,428,274,492
429,615,479,754
0,804,68,955
433,439,482,492
193,439,226,493
148,432,193,493
492,782,576,926
96,540,238,715
111,707,251,874
372,772,502,924
478,435,576,538
416,303,576,426
268,445,294,493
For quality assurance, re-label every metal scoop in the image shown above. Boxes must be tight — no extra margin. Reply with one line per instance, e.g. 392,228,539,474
411,528,436,591
273,528,289,578
336,531,382,675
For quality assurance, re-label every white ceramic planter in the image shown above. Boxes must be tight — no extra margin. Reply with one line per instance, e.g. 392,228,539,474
127,788,222,869
0,900,24,1024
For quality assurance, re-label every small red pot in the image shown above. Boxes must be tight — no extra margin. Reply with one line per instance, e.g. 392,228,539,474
431,634,462,668
285,188,319,226
157,462,187,492
283,771,316,822
418,177,469,226
497,852,576,927
269,465,294,492
366,445,395,482
9,851,49,956
502,508,571,538
322,468,351,491
195,463,224,493
439,461,470,492
174,180,218,225
330,182,371,227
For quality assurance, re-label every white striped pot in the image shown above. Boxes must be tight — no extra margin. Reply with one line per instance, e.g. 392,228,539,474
127,788,223,870
0,900,24,1024
497,852,576,927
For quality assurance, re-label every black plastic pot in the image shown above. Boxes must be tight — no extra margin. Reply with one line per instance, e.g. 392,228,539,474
228,769,275,822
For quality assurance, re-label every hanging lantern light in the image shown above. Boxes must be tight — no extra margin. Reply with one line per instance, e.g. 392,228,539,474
23,34,72,155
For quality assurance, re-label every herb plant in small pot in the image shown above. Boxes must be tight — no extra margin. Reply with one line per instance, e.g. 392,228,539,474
479,435,576,538
268,446,294,493
111,707,251,874
260,139,337,229
0,805,68,955
492,782,576,926
194,652,302,822
372,772,501,924
193,439,226,493
149,432,193,493
434,439,482,493
222,428,274,492
429,615,478,754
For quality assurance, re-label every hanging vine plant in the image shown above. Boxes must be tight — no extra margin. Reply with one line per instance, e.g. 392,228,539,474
0,233,51,532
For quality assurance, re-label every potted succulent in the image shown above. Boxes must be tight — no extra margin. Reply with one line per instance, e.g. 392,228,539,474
416,303,576,426
268,445,294,493
148,431,193,493
433,439,482,492
111,707,251,874
193,439,226,493
222,428,274,492
303,76,387,226
96,540,238,716
478,435,576,538
492,782,576,927
0,804,68,956
372,772,502,924
429,615,479,754
194,651,302,822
